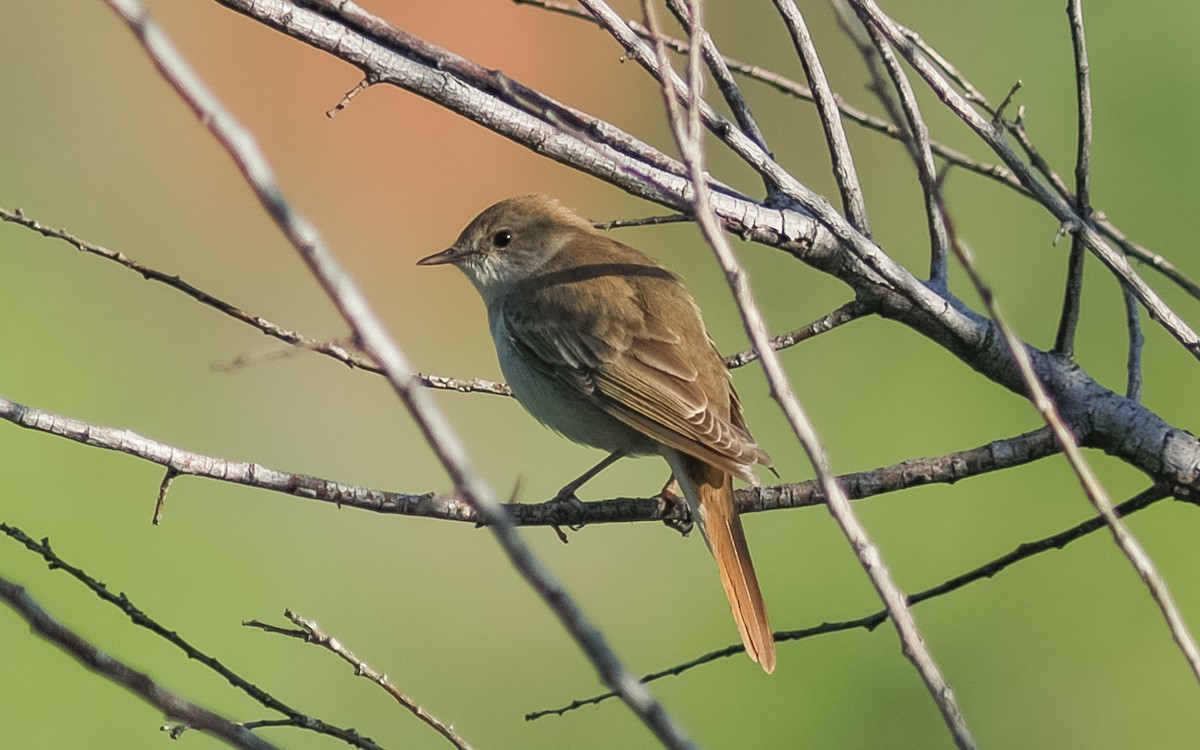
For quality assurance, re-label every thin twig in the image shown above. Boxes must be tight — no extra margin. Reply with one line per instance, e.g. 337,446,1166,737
1052,0,1094,357
1096,214,1200,301
0,206,512,398
255,611,474,750
849,7,950,285
664,0,777,196
1123,284,1144,401
0,576,282,750
592,212,690,230
771,0,871,234
1054,234,1087,357
643,2,975,746
101,2,695,746
723,299,871,368
532,484,1169,716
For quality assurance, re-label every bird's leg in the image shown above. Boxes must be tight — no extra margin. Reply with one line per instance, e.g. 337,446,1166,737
553,450,626,502
657,475,694,537
546,450,626,541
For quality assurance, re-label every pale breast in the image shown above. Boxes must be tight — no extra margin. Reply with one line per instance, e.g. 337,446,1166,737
489,309,657,455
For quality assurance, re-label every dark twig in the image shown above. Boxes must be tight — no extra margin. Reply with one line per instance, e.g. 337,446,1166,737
151,468,178,526
251,611,475,750
1123,284,1145,401
724,299,871,368
1096,214,1200,301
102,2,694,746
1053,0,1094,358
0,576,282,750
532,484,1169,716
771,0,871,235
1054,234,1087,357
0,524,387,750
592,212,690,230
0,206,513,398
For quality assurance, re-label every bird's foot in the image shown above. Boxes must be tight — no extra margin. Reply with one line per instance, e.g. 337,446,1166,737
657,477,693,537
546,490,587,543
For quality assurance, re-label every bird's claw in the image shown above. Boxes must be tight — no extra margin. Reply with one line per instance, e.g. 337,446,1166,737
547,490,587,543
657,480,693,537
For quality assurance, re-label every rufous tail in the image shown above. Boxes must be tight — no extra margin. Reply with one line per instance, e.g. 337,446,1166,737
678,453,776,674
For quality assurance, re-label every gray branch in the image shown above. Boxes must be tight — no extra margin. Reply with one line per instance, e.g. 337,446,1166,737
0,396,1060,525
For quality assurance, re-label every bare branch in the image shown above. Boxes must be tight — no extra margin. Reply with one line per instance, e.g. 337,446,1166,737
724,299,871,368
253,611,474,750
1123,284,1145,401
1052,0,1095,357
0,395,1062,525
0,206,513,398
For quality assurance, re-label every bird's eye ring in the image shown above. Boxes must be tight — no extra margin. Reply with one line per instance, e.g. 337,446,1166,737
492,230,514,248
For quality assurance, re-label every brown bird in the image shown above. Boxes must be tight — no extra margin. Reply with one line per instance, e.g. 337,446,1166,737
418,195,776,672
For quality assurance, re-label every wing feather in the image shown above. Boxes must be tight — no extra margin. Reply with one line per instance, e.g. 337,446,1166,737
499,234,771,478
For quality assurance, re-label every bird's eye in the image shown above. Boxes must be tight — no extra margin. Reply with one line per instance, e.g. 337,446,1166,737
492,230,514,248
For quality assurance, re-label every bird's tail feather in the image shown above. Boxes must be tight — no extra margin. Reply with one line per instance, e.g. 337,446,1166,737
671,451,776,674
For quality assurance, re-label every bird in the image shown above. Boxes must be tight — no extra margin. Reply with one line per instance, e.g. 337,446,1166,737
417,194,776,672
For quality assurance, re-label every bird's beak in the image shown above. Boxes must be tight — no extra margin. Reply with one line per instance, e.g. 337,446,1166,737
416,247,459,266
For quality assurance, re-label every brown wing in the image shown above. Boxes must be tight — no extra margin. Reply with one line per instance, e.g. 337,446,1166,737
501,233,770,480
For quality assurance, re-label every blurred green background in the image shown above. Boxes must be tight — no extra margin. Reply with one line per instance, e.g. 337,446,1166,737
2,1,1199,748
